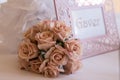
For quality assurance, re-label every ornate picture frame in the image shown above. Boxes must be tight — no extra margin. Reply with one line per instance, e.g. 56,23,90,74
54,0,119,59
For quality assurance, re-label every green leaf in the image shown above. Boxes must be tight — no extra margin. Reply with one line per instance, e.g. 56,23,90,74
38,50,46,59
56,40,64,47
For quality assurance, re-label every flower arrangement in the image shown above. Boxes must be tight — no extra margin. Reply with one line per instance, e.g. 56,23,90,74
18,20,82,78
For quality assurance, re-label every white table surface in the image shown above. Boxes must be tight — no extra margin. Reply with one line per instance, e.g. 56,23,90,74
0,50,119,80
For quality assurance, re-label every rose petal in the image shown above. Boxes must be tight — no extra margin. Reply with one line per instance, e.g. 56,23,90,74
18,39,38,61
43,65,59,78
47,45,68,66
24,26,39,43
19,58,30,70
55,45,68,54
38,42,55,51
63,60,81,74
65,39,81,55
45,47,55,59
37,20,51,32
39,59,49,72
29,58,42,73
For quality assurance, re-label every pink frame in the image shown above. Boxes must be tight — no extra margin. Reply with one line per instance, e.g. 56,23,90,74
53,0,119,59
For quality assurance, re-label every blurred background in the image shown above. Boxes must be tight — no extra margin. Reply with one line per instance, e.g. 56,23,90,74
0,0,120,54
113,0,120,14
113,0,120,39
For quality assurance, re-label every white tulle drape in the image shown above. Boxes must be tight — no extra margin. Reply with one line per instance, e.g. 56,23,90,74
0,0,55,54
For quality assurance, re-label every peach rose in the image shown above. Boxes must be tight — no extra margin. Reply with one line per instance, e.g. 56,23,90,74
19,58,30,70
65,39,81,55
37,20,51,32
63,60,81,74
18,39,38,61
35,31,56,51
42,65,59,78
67,52,80,62
52,21,71,41
29,57,43,73
45,45,68,66
24,26,39,43
39,59,49,73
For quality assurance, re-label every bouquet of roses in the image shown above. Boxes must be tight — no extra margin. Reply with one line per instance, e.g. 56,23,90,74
18,20,82,78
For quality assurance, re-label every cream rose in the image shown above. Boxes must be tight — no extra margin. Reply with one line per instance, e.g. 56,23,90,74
42,65,59,78
24,26,39,43
65,39,81,55
35,31,56,51
52,21,71,41
45,45,68,66
18,39,38,61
